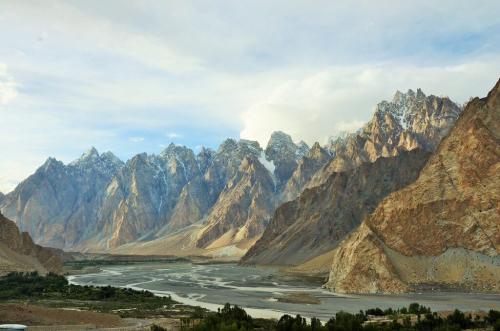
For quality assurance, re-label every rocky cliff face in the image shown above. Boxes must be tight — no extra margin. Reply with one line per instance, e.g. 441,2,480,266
0,212,62,275
0,148,124,249
196,156,276,249
310,90,461,188
325,80,500,294
281,142,331,202
91,144,200,249
242,149,430,266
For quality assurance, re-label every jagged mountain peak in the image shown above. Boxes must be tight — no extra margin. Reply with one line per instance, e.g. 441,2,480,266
196,146,215,173
266,131,295,152
238,139,262,152
84,146,99,157
296,140,310,158
160,143,193,159
41,157,64,172
218,138,238,152
308,142,329,158
73,146,99,162
197,146,215,155
217,138,262,159
100,151,123,164
70,147,123,172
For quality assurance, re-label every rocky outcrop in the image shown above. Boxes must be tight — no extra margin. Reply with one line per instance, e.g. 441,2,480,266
310,90,461,188
241,149,430,266
325,80,500,294
0,212,62,275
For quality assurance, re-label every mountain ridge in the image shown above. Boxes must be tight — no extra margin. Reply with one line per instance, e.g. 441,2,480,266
0,87,464,259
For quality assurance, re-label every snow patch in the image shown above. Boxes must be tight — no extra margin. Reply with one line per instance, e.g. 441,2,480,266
258,151,275,174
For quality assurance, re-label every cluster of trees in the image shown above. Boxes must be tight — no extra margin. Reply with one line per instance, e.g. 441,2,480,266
179,303,272,331
366,303,430,317
0,272,173,307
179,303,500,331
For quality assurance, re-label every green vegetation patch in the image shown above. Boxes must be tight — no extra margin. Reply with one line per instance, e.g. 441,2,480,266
0,272,180,318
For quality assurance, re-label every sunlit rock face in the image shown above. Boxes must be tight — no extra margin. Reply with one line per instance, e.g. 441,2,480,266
325,80,500,294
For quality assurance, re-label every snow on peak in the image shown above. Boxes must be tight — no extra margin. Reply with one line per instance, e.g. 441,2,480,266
258,150,276,186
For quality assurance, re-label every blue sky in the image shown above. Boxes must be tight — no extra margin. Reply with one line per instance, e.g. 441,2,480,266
0,0,499,192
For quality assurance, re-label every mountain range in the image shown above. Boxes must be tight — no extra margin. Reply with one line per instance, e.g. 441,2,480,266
0,88,463,260
3,81,498,294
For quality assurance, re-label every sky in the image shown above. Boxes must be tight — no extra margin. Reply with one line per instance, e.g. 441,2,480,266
0,0,499,193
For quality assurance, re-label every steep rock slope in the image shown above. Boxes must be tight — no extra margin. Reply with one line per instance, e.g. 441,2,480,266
310,90,461,188
196,156,276,250
281,142,331,202
91,144,201,249
160,139,265,236
325,80,500,294
242,149,430,266
0,148,123,249
0,212,62,275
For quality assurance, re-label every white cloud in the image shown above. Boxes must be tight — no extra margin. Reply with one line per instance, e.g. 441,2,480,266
240,58,500,146
129,136,145,143
166,132,182,139
0,63,17,106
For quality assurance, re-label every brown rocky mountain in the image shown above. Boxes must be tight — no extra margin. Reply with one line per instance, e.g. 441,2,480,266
0,212,62,275
241,149,430,266
325,79,500,294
